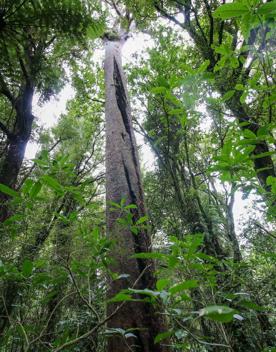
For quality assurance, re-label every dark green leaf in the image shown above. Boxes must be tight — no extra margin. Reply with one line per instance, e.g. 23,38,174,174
154,330,173,343
169,280,198,295
200,305,237,323
22,260,33,277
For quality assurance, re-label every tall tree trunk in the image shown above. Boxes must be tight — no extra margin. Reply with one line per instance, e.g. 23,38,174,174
0,84,34,223
104,35,169,352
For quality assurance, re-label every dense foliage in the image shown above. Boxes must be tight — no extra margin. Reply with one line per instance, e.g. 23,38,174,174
0,0,275,351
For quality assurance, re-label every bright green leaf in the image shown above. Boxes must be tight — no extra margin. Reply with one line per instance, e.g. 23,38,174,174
42,175,63,194
156,279,170,291
0,184,19,198
257,2,276,17
213,3,249,19
243,129,256,139
109,293,133,302
136,216,148,225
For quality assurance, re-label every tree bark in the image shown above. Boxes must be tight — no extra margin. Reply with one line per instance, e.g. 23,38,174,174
104,36,169,352
0,84,34,223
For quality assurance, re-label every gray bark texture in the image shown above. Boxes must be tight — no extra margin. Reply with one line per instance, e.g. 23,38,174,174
104,37,169,352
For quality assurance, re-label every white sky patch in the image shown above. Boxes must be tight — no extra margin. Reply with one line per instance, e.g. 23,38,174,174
25,84,75,159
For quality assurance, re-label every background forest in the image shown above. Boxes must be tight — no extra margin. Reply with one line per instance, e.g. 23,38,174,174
0,0,275,351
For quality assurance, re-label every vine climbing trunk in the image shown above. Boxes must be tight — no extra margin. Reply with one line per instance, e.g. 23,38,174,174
104,34,169,352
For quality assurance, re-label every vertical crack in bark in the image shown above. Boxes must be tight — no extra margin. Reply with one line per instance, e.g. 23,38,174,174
122,158,137,205
113,57,146,213
122,159,150,288
113,59,132,140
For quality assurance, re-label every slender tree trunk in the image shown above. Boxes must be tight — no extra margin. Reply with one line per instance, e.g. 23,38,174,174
104,35,169,352
0,84,34,223
225,188,242,262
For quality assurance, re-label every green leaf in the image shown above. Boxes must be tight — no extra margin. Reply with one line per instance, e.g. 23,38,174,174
105,328,126,336
222,90,235,102
125,204,137,210
257,126,269,137
42,175,63,194
156,279,170,291
243,129,256,139
240,91,248,104
109,293,133,302
239,300,264,311
257,2,276,17
169,280,198,295
154,330,173,344
86,20,105,39
0,184,19,198
151,86,167,94
3,214,23,225
197,60,210,73
136,216,148,225
22,259,33,277
129,288,159,297
128,288,159,299
251,151,275,160
221,170,232,182
29,181,42,198
169,108,183,116
108,201,121,209
199,305,237,323
213,3,249,19
267,176,276,186
235,83,244,91
180,114,187,128
130,226,139,235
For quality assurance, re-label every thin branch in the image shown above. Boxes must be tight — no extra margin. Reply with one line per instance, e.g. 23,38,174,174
66,265,100,321
90,97,105,105
52,265,151,352
174,317,232,349
28,291,77,349
254,221,276,240
16,139,62,190
17,319,30,350
154,3,184,29
4,0,29,19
